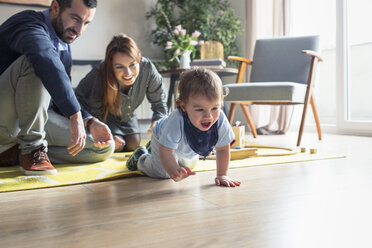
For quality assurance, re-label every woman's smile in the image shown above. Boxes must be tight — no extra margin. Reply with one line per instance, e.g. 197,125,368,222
123,74,134,81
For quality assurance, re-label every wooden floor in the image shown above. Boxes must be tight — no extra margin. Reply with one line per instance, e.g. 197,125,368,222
1,131,372,248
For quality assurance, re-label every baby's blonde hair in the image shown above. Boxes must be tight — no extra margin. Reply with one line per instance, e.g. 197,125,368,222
176,68,225,108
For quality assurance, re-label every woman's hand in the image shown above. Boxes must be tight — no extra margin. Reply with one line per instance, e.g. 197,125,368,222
113,135,126,152
147,127,153,136
147,120,157,136
215,175,241,187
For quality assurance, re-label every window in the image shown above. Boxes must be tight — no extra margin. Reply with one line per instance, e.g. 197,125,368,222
290,0,372,134
345,0,372,122
289,0,337,125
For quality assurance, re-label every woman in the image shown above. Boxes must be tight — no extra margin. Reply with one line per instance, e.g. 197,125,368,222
75,34,167,152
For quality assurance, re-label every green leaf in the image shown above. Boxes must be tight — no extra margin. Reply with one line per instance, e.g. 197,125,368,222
146,0,242,69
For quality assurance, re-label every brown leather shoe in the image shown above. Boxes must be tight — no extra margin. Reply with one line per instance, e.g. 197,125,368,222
19,146,57,175
0,144,19,166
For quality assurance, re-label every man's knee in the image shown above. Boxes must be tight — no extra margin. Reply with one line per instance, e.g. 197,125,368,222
9,55,36,80
88,141,115,162
14,56,50,108
100,142,115,157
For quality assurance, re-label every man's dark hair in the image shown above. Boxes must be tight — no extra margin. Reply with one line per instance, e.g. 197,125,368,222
56,0,97,12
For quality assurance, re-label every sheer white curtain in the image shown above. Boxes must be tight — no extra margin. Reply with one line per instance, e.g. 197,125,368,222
245,0,293,134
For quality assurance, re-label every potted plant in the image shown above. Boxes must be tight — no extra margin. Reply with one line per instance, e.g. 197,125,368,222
165,24,204,69
146,0,242,69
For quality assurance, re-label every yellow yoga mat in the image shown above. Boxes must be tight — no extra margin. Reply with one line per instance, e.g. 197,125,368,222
0,147,345,193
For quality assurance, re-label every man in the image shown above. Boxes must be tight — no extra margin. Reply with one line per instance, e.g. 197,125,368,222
0,0,114,175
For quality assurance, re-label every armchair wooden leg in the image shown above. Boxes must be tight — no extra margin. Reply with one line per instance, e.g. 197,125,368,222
240,104,257,138
228,103,237,124
310,95,322,141
297,95,312,147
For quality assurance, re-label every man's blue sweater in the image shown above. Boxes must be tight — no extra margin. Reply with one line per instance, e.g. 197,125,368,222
0,10,81,118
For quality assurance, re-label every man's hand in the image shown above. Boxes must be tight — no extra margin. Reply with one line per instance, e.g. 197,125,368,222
68,111,86,156
87,118,114,148
170,166,196,182
215,175,241,187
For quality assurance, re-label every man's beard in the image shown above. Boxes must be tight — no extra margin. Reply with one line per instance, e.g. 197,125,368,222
52,14,78,44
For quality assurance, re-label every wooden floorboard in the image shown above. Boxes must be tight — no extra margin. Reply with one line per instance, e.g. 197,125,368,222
0,132,372,248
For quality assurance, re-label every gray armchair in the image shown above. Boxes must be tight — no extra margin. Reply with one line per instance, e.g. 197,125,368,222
223,35,323,146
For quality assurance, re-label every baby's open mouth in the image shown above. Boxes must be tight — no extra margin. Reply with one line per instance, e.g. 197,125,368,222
201,122,211,128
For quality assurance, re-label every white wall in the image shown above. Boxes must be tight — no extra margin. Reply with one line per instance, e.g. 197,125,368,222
0,0,162,60
229,0,246,59
71,0,162,60
0,0,245,60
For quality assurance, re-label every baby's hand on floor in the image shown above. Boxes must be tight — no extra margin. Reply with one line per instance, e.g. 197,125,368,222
215,175,241,187
170,166,196,182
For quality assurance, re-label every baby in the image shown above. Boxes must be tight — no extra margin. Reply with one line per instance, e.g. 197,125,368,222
126,68,241,187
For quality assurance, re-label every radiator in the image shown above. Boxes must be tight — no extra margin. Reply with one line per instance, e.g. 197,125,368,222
136,77,170,119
